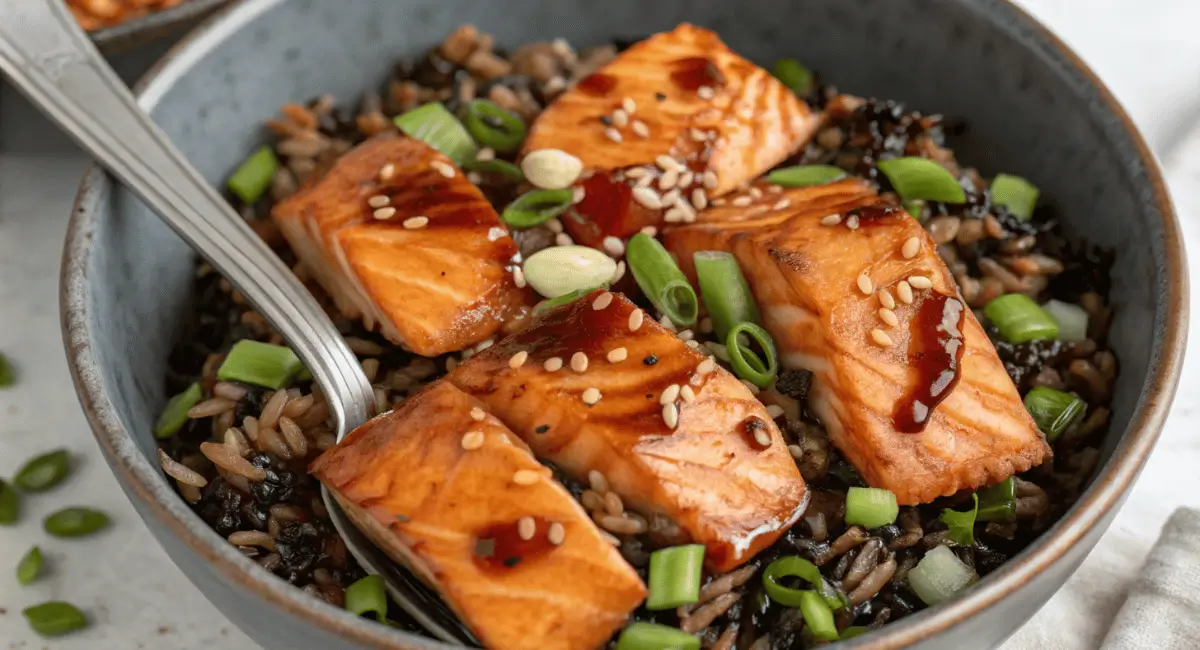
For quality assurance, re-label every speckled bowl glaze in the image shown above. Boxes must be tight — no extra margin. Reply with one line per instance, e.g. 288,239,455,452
61,0,1186,648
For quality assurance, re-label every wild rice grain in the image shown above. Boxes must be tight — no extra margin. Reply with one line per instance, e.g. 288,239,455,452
187,398,236,419
158,449,208,488
199,442,267,481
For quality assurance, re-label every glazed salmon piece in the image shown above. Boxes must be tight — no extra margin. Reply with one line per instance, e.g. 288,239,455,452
449,290,808,572
311,381,646,650
664,179,1051,505
523,24,819,246
271,133,530,356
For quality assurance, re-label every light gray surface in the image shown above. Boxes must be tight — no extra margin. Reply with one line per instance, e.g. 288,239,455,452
0,0,1196,648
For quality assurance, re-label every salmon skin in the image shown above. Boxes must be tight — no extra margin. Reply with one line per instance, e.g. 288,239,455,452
271,133,531,357
523,24,819,247
311,381,646,650
664,179,1051,505
449,290,808,572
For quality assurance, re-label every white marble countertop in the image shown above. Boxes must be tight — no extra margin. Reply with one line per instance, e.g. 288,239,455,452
1,2,1198,648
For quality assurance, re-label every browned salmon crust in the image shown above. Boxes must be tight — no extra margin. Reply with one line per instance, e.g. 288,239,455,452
665,179,1051,505
272,134,531,356
311,381,646,650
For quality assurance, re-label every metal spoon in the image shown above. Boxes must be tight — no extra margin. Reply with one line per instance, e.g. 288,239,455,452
0,1,474,644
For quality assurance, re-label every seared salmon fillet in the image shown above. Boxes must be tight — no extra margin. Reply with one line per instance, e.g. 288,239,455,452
311,381,646,650
448,290,808,572
523,24,819,246
271,133,530,356
664,179,1051,505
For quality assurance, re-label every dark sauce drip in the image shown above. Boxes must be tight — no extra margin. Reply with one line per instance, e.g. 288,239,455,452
740,416,772,451
670,57,725,91
566,173,659,247
473,516,555,571
846,204,901,226
893,291,965,433
577,72,617,96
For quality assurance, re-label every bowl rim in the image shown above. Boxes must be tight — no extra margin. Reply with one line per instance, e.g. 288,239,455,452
88,0,231,53
60,0,1188,648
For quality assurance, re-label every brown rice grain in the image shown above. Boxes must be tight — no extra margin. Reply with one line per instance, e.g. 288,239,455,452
278,417,309,458
256,426,294,460
158,449,208,488
282,394,314,419
581,490,605,511
680,592,741,634
849,556,897,605
200,442,267,481
604,491,625,517
599,515,646,536
187,397,236,419
229,531,277,551
213,382,248,401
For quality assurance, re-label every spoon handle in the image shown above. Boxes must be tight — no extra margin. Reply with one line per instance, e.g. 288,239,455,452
0,1,374,436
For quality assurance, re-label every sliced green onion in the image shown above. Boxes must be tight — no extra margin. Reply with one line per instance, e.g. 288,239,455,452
990,173,1039,221
217,340,303,389
627,233,698,327
1042,299,1089,342
154,383,202,439
502,189,574,229
772,58,814,96
877,157,966,204
17,546,43,585
533,287,606,316
694,251,760,341
463,99,527,153
845,487,899,529
394,103,477,166
976,477,1016,522
0,479,18,524
984,293,1059,343
725,322,778,388
44,507,109,538
522,246,617,299
22,602,87,638
939,493,979,546
1024,386,1087,441
798,590,839,641
295,366,313,383
345,575,388,620
227,146,279,204
15,449,70,492
903,199,926,221
0,352,15,388
841,626,868,640
616,622,700,650
765,165,846,188
646,545,705,610
463,157,525,182
908,545,978,606
762,556,843,610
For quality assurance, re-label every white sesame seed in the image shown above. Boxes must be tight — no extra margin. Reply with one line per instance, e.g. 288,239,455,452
467,171,483,184
821,214,842,226
603,236,626,257
690,373,704,386
660,384,681,404
698,317,713,334
661,189,681,206
622,97,637,114
476,147,496,161
593,291,614,310
679,171,695,188
902,236,921,259
544,357,564,372
604,127,624,142
754,428,773,447
573,186,586,204
656,155,681,172
571,352,589,373
513,266,527,288
879,308,900,328
546,218,564,233
659,314,677,331
768,185,783,194
607,347,628,363
513,470,540,485
659,169,680,191
749,187,763,199
672,198,696,222
846,215,860,230
773,199,791,210
518,516,536,540
677,329,695,342
680,385,696,403
857,273,874,295
508,350,529,369
367,195,390,208
697,357,716,374
625,167,649,179
690,128,707,142
379,163,396,181
403,216,429,229
879,289,896,310
732,196,753,207
662,403,680,428
631,120,650,138
697,86,715,100
548,522,566,545
628,309,645,331
664,207,686,223
582,387,602,405
476,339,495,352
741,379,761,395
703,170,719,189
555,233,574,246
897,281,915,305
691,188,709,210
373,207,397,220
470,407,486,421
636,174,655,188
766,404,785,419
631,186,664,210
788,444,804,459
685,340,701,349
611,260,626,284
908,275,933,289
431,160,456,178
870,329,894,347
461,431,485,450
640,226,658,237
612,108,629,128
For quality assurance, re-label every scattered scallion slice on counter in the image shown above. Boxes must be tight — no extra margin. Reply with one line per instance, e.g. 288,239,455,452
627,233,699,327
0,352,15,388
463,99,527,153
393,103,477,166
772,58,814,96
217,340,303,389
463,157,525,182
844,486,899,529
15,449,70,492
44,507,109,538
23,602,88,638
725,322,778,388
154,383,203,439
761,556,843,610
907,545,978,606
983,293,1059,343
1042,299,1089,342
345,574,388,620
990,173,1039,221
226,146,279,204
532,286,606,316
1024,386,1087,441
976,477,1017,522
939,493,979,546
0,479,18,524
877,157,966,204
522,246,617,299
694,251,760,340
798,590,839,641
616,622,700,650
765,164,846,188
501,189,574,229
17,546,43,586
645,544,705,610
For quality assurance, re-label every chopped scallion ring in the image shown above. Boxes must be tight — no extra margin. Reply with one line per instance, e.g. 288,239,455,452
463,157,525,182
522,246,616,299
615,622,700,650
344,575,388,620
939,493,979,545
627,234,699,327
907,545,978,606
1042,299,1089,342
393,103,477,165
217,340,303,389
877,157,966,204
765,164,846,188
844,486,899,529
771,58,814,96
463,100,527,153
154,383,203,439
227,146,279,204
694,251,760,341
646,544,705,610
976,477,1017,522
984,293,1059,343
502,189,574,229
725,322,778,388
990,173,1039,221
1023,386,1087,441
761,556,844,610
798,590,839,641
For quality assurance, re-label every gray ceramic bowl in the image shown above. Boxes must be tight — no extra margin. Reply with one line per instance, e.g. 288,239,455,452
62,0,1187,648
